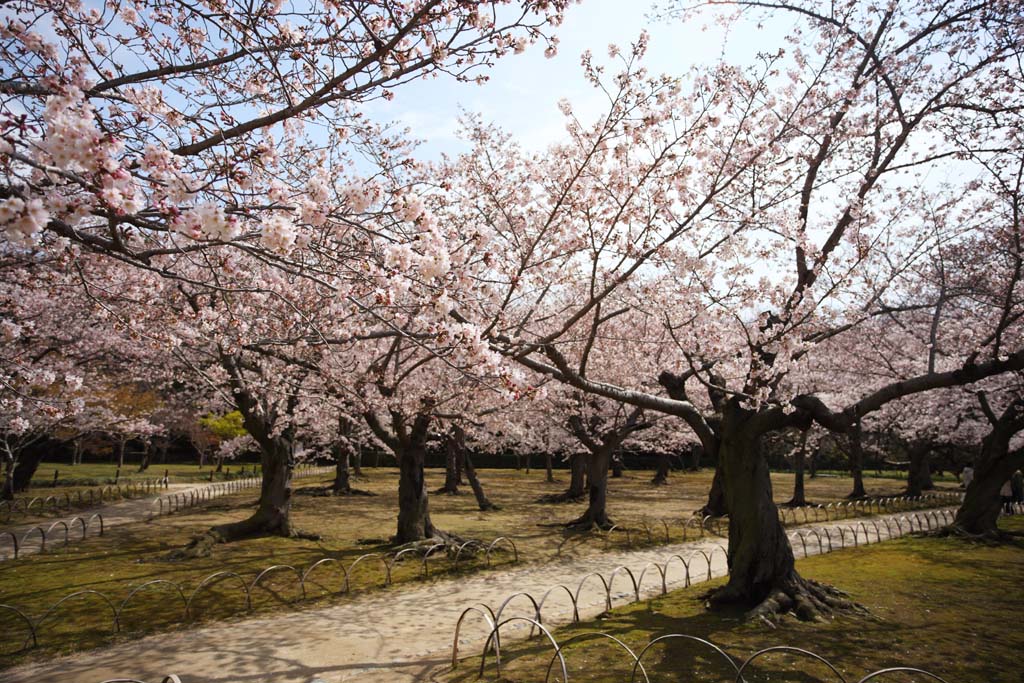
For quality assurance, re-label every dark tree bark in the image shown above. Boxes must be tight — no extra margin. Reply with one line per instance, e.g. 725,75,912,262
137,442,151,473
1,461,15,501
651,452,670,485
907,443,934,497
564,408,647,529
365,409,451,544
436,436,461,495
446,426,497,511
332,442,352,494
539,452,587,502
116,438,127,468
952,395,1024,536
785,429,809,507
352,444,363,476
545,452,554,482
172,352,305,558
611,453,623,478
709,402,850,621
847,423,867,498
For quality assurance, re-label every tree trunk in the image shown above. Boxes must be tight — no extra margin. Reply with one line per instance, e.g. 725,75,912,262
848,424,866,498
786,430,808,507
137,443,151,473
701,464,728,516
463,450,497,511
569,453,587,497
116,439,126,468
953,428,1024,535
332,442,352,494
567,446,612,529
215,453,224,473
651,452,670,485
171,438,295,559
611,453,623,478
710,405,847,621
1,460,15,501
545,452,554,483
352,445,363,477
689,444,702,471
396,446,435,543
907,444,934,497
437,439,461,495
72,440,83,466
808,448,818,478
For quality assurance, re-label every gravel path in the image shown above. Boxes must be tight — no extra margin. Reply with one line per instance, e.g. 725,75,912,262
0,507,956,683
0,468,331,561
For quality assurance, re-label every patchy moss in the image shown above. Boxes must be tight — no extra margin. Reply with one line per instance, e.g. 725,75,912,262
0,467,954,668
446,516,1024,683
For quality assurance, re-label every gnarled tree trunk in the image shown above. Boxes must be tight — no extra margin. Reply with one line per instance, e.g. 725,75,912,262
711,403,850,621
847,423,866,498
952,397,1024,536
568,444,613,528
786,430,808,507
651,452,670,485
396,444,435,542
907,443,934,497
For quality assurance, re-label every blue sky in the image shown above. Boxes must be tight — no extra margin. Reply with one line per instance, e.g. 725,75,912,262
366,1,794,160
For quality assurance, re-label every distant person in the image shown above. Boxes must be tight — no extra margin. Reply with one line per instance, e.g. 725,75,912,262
961,466,974,489
1000,479,1014,514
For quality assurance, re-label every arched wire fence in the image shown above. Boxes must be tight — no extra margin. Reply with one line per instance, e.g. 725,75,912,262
99,677,182,683
452,507,964,680
0,535,518,654
0,465,333,562
551,491,965,556
0,479,166,525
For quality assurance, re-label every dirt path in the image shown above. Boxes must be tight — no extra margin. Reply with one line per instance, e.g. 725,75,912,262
0,508,955,683
0,467,331,561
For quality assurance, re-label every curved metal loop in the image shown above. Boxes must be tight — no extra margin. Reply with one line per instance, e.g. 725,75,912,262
185,571,251,618
0,603,37,649
631,633,741,683
479,617,565,681
608,565,640,603
45,520,70,548
574,572,612,612
544,632,650,683
249,564,306,603
348,553,392,587
485,537,519,566
87,512,105,536
20,526,46,552
636,561,667,596
36,589,121,635
117,580,189,625
453,540,486,567
662,554,692,587
736,645,848,683
494,591,542,628
421,542,448,577
1,530,19,559
451,604,496,668
538,584,579,623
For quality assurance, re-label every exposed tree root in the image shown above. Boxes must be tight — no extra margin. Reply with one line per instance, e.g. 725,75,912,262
563,513,614,531
537,490,585,503
433,485,462,495
166,515,319,560
705,577,864,625
296,484,375,497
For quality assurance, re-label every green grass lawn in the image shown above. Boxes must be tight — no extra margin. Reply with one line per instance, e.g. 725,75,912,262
29,461,263,487
446,516,1024,683
0,466,957,668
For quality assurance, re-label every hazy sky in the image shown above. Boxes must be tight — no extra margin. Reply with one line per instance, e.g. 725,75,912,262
365,1,794,160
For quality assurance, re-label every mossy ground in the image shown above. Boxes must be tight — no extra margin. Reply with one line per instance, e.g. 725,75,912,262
0,466,955,668
446,516,1024,683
